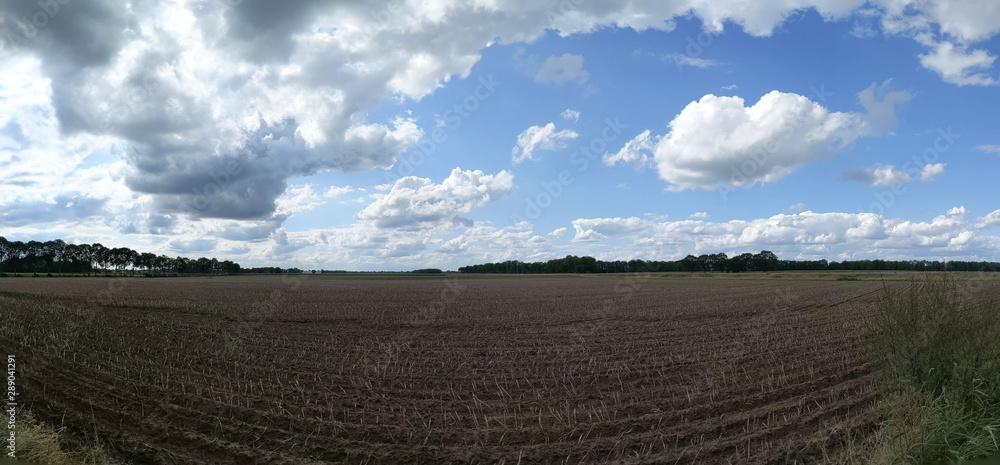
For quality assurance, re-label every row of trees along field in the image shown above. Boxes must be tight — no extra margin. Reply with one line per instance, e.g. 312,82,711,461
458,252,780,273
0,236,241,275
458,252,1000,273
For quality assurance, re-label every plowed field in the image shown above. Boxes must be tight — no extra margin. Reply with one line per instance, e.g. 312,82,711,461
0,275,897,463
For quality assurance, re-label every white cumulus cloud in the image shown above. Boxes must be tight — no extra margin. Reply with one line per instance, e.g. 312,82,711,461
842,165,912,186
785,203,808,213
608,91,869,191
534,54,590,85
920,163,946,181
356,168,514,230
323,186,355,198
606,82,910,190
560,109,581,122
566,207,992,260
602,129,656,169
511,122,579,164
918,40,997,86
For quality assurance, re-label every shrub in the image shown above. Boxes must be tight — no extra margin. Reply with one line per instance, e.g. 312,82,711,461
870,277,1000,463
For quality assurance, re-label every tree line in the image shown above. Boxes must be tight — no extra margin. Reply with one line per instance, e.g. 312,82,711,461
0,236,241,275
459,252,778,273
5,236,997,276
458,252,1000,274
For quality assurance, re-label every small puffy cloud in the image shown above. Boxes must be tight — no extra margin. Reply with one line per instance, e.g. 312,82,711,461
571,217,650,242
689,212,709,219
355,168,514,230
842,165,912,186
548,227,568,237
511,122,578,164
979,210,1000,228
275,185,324,217
947,206,968,217
784,203,807,213
722,84,738,91
976,145,1000,153
602,129,656,169
918,40,997,86
920,163,946,181
534,54,590,85
323,185,355,198
857,79,911,134
561,109,581,122
662,53,720,70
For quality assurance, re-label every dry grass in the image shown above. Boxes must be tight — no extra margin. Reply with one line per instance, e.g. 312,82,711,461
9,407,115,465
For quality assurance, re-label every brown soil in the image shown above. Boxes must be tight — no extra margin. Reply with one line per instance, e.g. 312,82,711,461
0,275,895,463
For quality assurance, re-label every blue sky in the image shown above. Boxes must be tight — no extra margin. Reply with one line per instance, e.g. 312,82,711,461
1,1,999,270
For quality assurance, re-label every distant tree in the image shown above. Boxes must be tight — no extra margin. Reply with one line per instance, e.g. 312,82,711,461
731,253,755,272
0,237,11,271
680,255,699,273
707,253,728,272
138,252,157,273
753,250,778,272
49,239,66,273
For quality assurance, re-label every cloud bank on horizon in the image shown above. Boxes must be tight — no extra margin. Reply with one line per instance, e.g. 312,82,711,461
1,0,999,269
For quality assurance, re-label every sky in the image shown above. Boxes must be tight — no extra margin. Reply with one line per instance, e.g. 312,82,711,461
1,0,999,271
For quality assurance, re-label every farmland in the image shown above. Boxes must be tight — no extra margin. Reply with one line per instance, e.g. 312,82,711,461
0,274,930,463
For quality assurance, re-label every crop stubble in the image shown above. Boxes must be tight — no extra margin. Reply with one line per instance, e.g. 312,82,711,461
0,275,892,463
